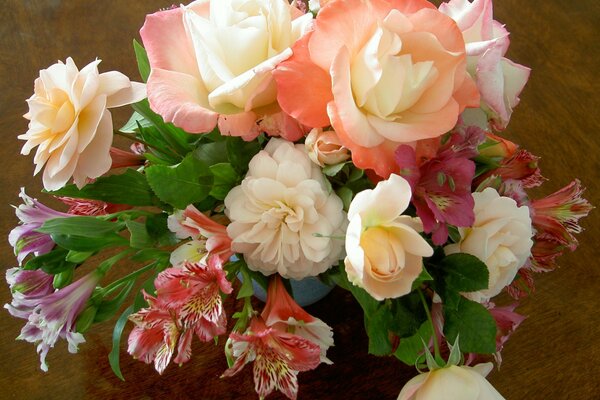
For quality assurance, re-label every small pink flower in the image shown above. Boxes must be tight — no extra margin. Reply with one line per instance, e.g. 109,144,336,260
128,256,232,373
168,205,233,262
395,127,485,244
4,268,54,319
8,189,71,265
9,270,102,371
127,292,182,374
261,276,334,364
58,196,130,216
222,317,321,400
477,149,545,189
109,146,145,169
488,302,526,365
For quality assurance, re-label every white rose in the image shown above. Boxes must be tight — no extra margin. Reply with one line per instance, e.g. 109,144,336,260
445,188,533,302
224,138,346,279
397,363,505,400
19,58,146,190
345,174,433,301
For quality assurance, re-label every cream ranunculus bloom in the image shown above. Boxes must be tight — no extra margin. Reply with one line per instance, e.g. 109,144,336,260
397,363,505,400
445,187,533,302
19,58,146,191
224,138,346,279
344,174,433,301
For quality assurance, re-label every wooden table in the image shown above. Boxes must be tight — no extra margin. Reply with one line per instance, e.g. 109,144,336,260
0,1,598,398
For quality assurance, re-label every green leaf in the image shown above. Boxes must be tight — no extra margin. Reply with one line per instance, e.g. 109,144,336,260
411,266,433,290
336,187,353,212
348,167,364,182
53,266,75,289
237,266,255,299
133,39,150,82
24,247,76,274
394,321,433,365
194,141,229,166
443,297,497,354
132,100,191,156
120,111,151,133
388,292,427,338
322,162,347,177
47,169,157,206
209,163,239,200
226,136,262,175
441,253,489,293
51,233,127,252
145,213,178,247
126,220,153,249
366,306,393,356
65,250,94,264
146,153,213,209
39,216,123,238
109,305,134,381
94,279,136,323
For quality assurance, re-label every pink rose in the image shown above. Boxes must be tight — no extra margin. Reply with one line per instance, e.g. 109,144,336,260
275,0,479,178
140,0,313,140
439,0,531,130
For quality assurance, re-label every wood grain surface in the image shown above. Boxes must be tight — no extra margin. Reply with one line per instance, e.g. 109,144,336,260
0,1,598,399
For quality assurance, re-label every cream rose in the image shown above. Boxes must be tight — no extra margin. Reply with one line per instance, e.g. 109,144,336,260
224,138,346,279
305,128,350,167
344,174,433,301
445,188,533,302
19,58,146,191
397,363,505,400
140,0,313,139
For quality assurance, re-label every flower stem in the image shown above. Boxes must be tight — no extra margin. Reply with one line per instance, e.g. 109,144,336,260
97,261,158,299
418,288,443,365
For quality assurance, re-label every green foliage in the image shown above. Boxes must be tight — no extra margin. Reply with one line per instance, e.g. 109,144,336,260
225,136,262,175
132,39,150,82
394,321,433,365
24,247,76,274
109,305,134,381
146,153,213,209
47,169,158,207
209,163,240,200
443,297,497,354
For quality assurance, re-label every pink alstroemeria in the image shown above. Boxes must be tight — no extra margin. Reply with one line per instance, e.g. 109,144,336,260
109,146,146,169
9,269,102,371
4,267,54,319
222,317,321,400
528,179,593,271
127,292,182,374
128,256,232,373
395,128,485,244
8,189,71,265
477,148,545,189
167,205,233,262
59,197,131,216
262,276,334,364
488,303,526,365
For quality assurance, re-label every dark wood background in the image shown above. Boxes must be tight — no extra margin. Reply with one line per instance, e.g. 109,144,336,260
0,1,598,399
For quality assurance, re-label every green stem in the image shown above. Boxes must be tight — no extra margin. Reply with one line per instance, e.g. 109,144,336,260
418,288,443,364
113,130,154,149
97,261,158,299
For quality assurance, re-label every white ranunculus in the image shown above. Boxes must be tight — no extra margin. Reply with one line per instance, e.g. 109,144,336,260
18,58,146,191
224,138,346,279
397,363,505,400
344,174,433,301
445,188,533,302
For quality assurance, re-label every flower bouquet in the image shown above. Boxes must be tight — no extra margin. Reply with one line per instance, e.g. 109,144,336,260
5,0,593,399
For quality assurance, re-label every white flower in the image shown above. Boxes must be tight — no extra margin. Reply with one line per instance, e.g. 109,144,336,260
225,138,346,279
344,174,433,301
305,128,350,167
445,188,533,302
19,58,146,190
397,363,505,400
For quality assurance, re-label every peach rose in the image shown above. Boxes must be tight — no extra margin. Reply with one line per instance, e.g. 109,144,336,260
19,58,146,191
397,363,505,400
445,188,533,302
305,128,350,167
345,174,433,300
439,0,530,130
275,0,479,178
140,0,313,140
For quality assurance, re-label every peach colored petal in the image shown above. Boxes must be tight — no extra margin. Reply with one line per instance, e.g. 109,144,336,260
274,32,332,128
217,111,259,141
147,68,218,134
140,6,199,77
328,102,399,178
